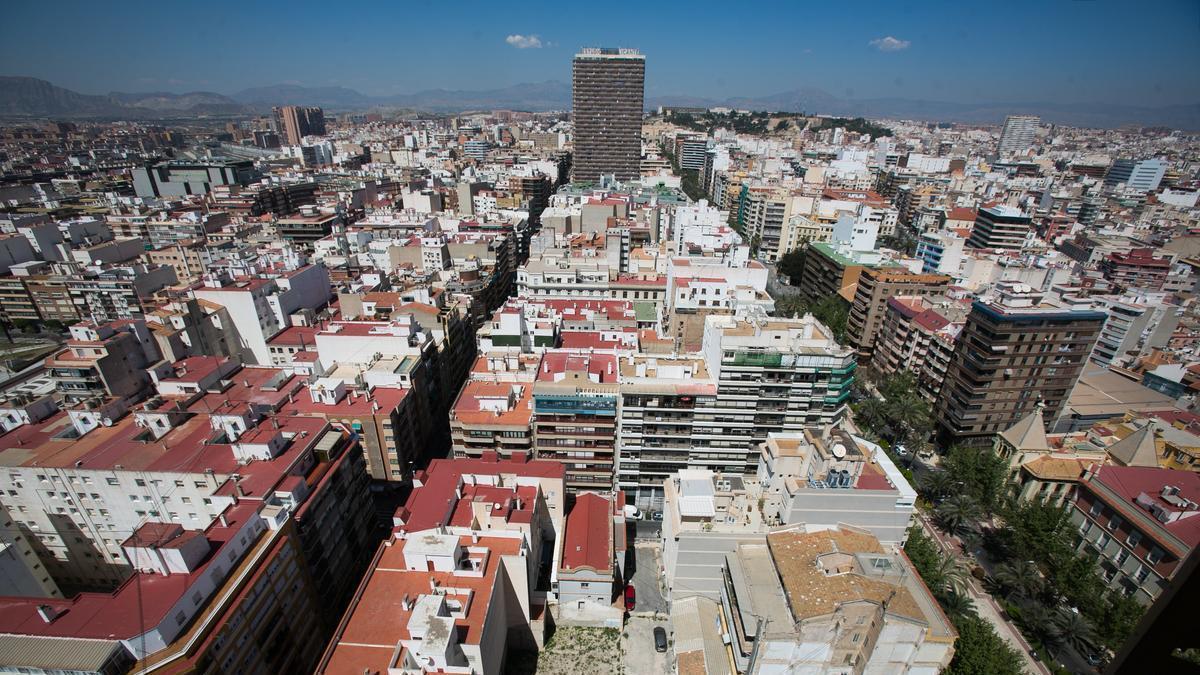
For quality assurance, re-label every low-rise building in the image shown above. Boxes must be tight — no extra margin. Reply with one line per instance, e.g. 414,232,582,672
661,426,916,602
1072,464,1200,605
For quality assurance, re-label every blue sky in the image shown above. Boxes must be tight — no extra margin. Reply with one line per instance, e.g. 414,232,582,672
2,0,1198,105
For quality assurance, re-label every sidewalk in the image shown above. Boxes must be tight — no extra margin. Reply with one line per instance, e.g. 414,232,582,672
916,512,1051,675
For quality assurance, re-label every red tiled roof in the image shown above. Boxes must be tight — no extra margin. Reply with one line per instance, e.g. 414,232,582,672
561,332,623,350
913,309,952,332
320,533,521,674
0,502,258,639
1090,465,1200,550
267,325,318,346
400,456,563,533
561,493,612,573
536,350,619,383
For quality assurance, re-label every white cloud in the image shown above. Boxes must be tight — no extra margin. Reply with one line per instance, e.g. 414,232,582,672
869,36,911,52
505,34,543,49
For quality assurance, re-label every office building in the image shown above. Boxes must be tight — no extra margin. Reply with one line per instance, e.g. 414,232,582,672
273,106,327,146
1106,158,1168,193
131,160,258,199
997,114,1039,156
571,48,645,183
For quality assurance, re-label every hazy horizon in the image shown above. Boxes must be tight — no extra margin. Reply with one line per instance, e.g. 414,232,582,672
2,0,1198,107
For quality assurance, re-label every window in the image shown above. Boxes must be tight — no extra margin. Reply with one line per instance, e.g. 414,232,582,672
135,479,146,487
1089,502,1103,517
1108,514,1124,531
106,477,119,486
1147,547,1164,565
1126,531,1142,548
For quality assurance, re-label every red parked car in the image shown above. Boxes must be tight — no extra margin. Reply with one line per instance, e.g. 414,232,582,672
624,584,636,611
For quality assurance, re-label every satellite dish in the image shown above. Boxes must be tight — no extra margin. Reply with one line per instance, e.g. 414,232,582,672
831,443,846,459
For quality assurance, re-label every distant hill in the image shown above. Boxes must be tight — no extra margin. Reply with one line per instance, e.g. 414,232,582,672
2,75,1197,129
0,76,251,118
0,76,127,117
107,90,246,114
652,88,1200,130
383,81,572,112
231,84,374,110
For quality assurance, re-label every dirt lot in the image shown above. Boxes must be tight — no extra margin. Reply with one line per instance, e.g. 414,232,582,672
533,626,623,675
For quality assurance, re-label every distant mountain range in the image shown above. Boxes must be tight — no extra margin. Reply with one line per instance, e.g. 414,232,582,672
2,75,1197,129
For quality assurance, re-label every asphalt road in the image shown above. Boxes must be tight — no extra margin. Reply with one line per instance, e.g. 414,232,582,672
628,541,668,616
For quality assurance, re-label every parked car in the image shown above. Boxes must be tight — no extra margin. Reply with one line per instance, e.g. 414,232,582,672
650,511,664,522
624,584,636,611
654,626,668,653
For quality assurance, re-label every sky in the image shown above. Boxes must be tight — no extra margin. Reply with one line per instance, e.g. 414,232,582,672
2,0,1199,106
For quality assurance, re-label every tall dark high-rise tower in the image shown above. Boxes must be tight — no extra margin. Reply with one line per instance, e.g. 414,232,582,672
571,48,645,184
272,106,327,146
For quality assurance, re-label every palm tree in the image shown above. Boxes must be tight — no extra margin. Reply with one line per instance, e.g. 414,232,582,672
931,554,971,598
990,559,1045,601
887,392,931,446
1054,608,1099,659
918,470,955,503
1019,603,1067,656
856,397,891,440
938,591,977,620
935,495,981,538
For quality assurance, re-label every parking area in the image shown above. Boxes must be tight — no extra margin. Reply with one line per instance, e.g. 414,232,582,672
623,615,672,675
628,540,668,616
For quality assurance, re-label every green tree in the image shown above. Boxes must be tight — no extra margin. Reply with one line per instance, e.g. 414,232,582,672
776,247,806,283
1018,603,1067,657
989,559,1046,602
808,295,849,343
939,591,977,621
998,500,1074,566
945,614,1025,675
1054,608,1099,659
932,554,971,598
772,294,806,318
917,470,956,503
904,526,944,572
942,446,1009,517
1095,590,1143,650
935,495,982,538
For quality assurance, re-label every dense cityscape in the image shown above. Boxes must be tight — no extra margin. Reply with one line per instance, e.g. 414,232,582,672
0,7,1199,675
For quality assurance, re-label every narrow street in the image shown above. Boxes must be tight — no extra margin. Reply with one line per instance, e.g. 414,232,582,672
915,511,1051,675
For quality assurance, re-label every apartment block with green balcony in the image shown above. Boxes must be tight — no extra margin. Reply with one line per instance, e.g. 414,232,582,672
701,314,856,447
